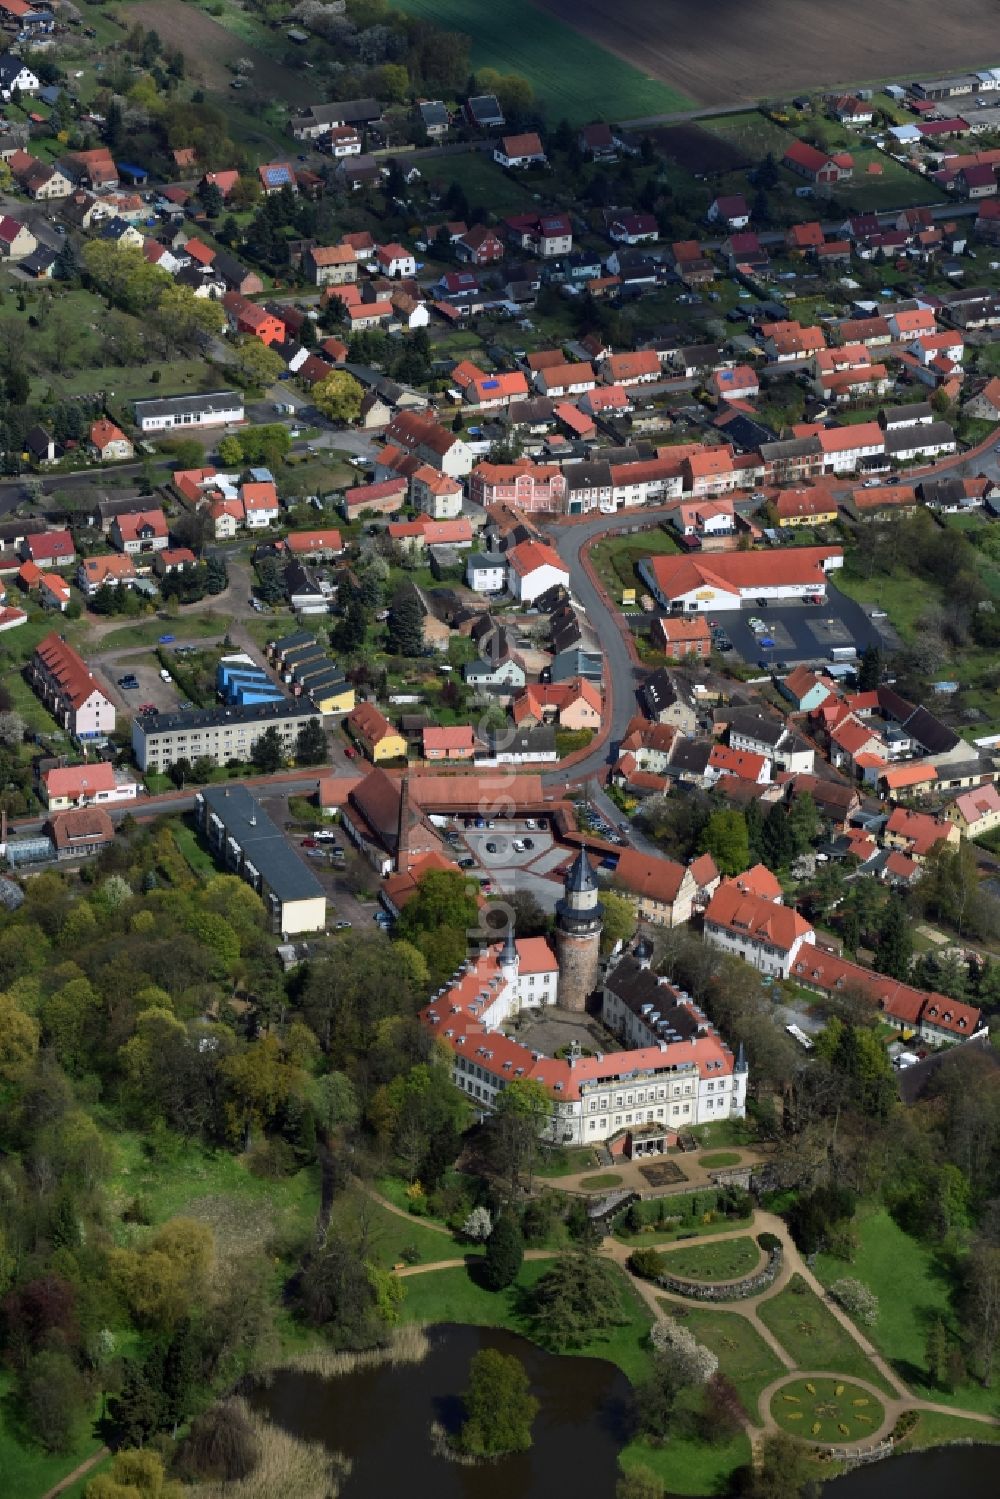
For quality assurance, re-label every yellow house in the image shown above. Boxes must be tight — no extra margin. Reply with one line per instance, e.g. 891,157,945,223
310,681,356,715
774,486,839,527
944,783,1000,840
347,701,407,763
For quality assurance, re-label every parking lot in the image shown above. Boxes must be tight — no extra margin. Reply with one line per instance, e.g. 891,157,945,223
92,650,187,716
447,820,562,911
706,586,902,669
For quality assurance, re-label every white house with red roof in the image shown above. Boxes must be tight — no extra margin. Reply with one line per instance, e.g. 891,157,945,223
0,214,36,260
89,418,134,463
494,132,546,168
704,880,815,977
41,760,138,811
375,242,416,278
110,509,168,555
30,632,115,738
20,530,76,568
506,538,570,603
707,194,750,230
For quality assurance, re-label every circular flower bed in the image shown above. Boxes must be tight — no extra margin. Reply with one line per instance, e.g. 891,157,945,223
770,1377,885,1443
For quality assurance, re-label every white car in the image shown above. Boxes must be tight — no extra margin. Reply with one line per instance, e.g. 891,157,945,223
312,829,338,841
748,616,765,632
512,839,527,853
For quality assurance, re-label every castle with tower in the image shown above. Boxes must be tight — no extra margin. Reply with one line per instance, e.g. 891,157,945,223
419,855,748,1148
554,847,604,1013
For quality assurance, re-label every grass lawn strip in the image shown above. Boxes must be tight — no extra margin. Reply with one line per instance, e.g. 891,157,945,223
668,1304,787,1422
698,1151,742,1168
813,1208,1000,1415
660,1235,762,1283
770,1376,885,1442
398,1258,654,1383
579,1173,624,1191
756,1275,895,1395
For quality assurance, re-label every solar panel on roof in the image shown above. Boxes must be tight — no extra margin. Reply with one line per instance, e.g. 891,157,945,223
482,378,499,389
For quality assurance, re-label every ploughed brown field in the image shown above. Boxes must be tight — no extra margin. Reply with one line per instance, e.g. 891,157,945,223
127,0,308,103
530,0,1000,108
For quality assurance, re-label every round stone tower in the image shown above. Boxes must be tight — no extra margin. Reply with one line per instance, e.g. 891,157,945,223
555,848,604,1013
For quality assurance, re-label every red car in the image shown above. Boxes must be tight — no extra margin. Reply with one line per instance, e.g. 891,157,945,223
344,746,356,759
301,837,317,849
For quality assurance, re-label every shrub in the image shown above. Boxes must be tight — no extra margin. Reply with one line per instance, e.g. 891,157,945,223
830,1276,880,1327
628,1248,668,1280
758,1231,781,1252
176,1400,260,1482
650,1319,719,1385
247,1138,297,1178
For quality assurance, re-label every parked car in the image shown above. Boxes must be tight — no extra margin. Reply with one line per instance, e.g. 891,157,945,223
158,634,175,644
301,838,317,849
334,920,352,930
313,830,338,841
485,841,498,854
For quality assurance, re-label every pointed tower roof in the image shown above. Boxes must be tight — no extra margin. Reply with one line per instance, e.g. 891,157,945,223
500,922,517,966
735,1040,748,1073
566,846,596,894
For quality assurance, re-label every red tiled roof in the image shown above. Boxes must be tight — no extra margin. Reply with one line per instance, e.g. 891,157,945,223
705,883,812,950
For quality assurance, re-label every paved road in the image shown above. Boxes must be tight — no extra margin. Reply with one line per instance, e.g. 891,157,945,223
539,506,684,787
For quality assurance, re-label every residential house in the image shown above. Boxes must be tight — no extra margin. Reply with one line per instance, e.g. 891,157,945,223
77,553,138,598
579,122,616,160
494,132,546,168
774,483,840,526
505,212,572,258
30,632,115,739
41,761,138,811
306,244,357,287
708,194,750,230
384,410,473,478
88,418,133,463
642,667,697,734
423,725,476,761
242,481,280,529
505,539,570,603
779,665,835,714
944,783,1000,838
884,806,960,862
465,94,504,130
609,212,659,245
20,530,75,568
704,881,815,977
0,52,39,98
613,849,720,927
783,140,854,183
512,678,602,731
375,242,416,279
455,224,505,265
110,510,168,556
418,100,450,137
0,213,35,260
48,807,116,862
655,614,711,660
466,553,506,592
347,702,407,763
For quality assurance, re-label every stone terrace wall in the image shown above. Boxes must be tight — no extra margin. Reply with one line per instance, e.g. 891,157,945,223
657,1246,782,1301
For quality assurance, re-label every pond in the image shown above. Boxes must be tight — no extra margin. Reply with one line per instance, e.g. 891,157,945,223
250,1324,632,1498
825,1444,998,1499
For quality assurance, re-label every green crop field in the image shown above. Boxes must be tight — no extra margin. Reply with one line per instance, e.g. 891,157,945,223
391,0,691,122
